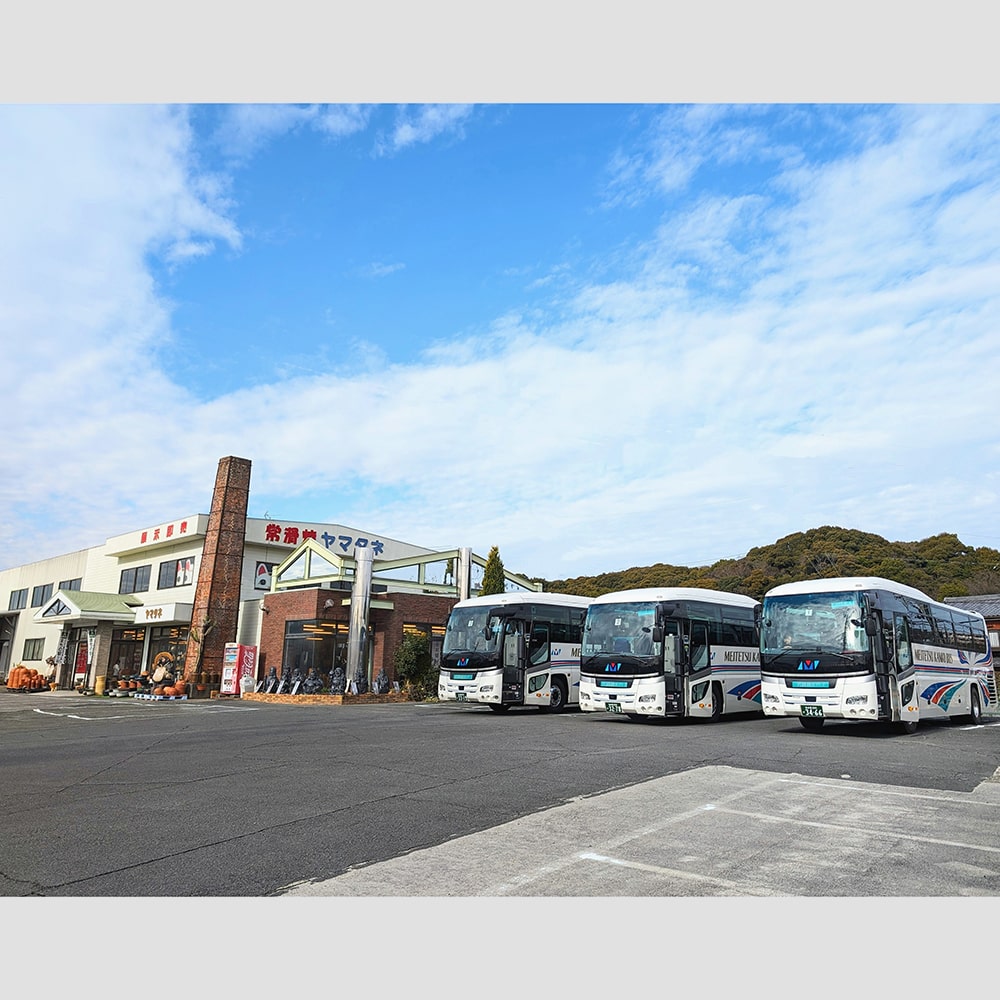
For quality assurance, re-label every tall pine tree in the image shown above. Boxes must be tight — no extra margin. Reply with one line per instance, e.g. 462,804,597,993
480,545,507,595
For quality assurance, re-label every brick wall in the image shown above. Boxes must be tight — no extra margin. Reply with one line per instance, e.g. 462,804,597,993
257,587,457,684
376,592,456,682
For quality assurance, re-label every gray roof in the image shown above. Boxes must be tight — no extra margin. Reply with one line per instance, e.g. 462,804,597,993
943,594,1000,618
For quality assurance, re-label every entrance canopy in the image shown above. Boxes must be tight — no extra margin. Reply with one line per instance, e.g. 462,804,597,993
34,590,143,625
270,539,542,597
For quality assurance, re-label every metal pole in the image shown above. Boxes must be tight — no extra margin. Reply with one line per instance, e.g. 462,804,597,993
456,547,472,601
346,546,374,693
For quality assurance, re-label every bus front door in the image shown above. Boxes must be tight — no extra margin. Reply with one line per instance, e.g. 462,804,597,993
891,613,919,725
501,628,525,704
685,622,716,718
661,629,684,716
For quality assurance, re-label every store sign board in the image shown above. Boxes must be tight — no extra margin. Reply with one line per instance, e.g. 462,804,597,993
135,603,193,625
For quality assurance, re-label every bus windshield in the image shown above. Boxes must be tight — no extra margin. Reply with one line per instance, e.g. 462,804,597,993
442,607,500,655
762,591,870,655
583,602,659,658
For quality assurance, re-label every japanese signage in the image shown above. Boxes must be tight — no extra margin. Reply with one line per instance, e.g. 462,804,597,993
261,523,385,555
138,520,190,545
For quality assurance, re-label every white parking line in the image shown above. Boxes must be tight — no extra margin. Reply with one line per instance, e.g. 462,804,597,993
32,709,133,721
714,804,1000,854
576,850,780,895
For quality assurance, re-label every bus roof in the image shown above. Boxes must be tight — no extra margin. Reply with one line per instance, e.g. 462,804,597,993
764,576,934,603
452,591,592,610
588,587,759,609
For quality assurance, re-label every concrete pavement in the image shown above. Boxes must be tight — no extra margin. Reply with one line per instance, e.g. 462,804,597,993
281,762,1000,896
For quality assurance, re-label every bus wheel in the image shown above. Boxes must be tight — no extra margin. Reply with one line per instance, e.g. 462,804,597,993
967,686,983,725
489,704,510,713
799,716,824,731
710,683,723,721
898,719,918,735
545,677,568,714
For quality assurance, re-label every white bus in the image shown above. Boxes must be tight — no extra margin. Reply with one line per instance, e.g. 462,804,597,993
579,587,761,722
438,592,591,713
759,576,996,734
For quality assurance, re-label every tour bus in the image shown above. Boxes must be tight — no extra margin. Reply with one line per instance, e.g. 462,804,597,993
579,587,761,722
759,576,996,734
438,591,591,713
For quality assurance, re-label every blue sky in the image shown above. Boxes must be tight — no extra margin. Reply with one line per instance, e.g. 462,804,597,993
2,19,1000,583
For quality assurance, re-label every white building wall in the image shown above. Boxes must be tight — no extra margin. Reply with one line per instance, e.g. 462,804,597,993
1,512,439,676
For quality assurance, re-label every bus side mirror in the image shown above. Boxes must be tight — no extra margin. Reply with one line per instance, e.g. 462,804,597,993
864,615,878,637
652,626,663,643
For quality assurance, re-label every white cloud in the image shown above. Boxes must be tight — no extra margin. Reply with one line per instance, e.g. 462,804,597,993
359,261,406,278
213,104,372,161
2,105,999,583
379,104,475,154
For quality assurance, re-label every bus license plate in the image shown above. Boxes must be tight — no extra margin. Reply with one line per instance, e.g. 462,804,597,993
801,705,824,718
456,692,467,701
605,702,622,714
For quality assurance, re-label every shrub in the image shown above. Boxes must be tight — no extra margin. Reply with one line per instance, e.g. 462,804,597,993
394,631,437,700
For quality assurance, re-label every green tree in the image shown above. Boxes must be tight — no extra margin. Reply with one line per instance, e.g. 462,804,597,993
394,631,436,700
480,545,506,595
541,527,1000,603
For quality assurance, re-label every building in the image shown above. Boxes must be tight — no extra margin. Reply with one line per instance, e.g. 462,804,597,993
0,457,540,694
944,594,1000,656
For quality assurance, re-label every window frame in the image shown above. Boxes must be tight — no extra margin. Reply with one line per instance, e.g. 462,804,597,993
119,565,152,594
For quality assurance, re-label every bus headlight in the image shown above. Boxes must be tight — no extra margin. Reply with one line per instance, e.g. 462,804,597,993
580,691,590,701
845,694,869,705
763,693,780,704
638,694,657,703
479,685,493,692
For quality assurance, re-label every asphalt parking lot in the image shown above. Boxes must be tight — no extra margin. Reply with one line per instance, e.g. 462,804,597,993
6,689,1000,898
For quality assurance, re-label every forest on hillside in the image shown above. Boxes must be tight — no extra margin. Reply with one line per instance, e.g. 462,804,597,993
540,526,1000,603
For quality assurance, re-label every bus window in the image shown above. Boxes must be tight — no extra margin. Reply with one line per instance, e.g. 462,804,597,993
691,623,709,671
529,624,550,664
662,620,681,674
894,615,912,670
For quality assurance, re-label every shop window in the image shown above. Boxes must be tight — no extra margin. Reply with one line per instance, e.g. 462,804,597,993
108,627,146,676
59,578,82,591
9,588,27,611
283,619,349,682
147,625,189,675
23,637,44,660
30,583,53,608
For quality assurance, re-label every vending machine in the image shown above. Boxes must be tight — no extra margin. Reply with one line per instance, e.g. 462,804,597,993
221,643,258,695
